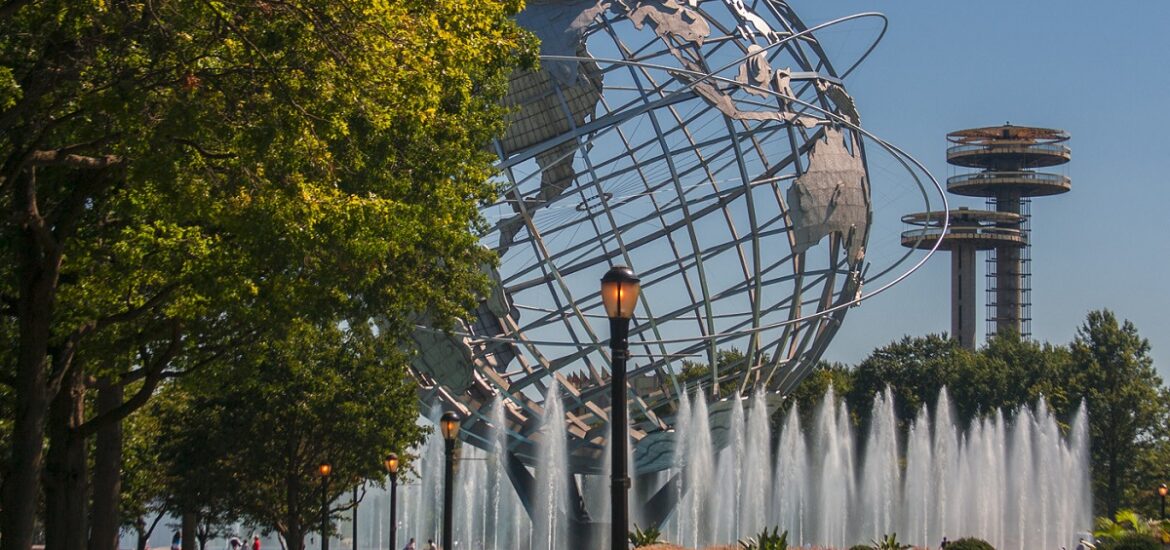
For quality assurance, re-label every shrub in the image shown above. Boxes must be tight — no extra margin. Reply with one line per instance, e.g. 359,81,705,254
850,544,874,550
629,524,663,548
946,538,996,550
871,534,912,550
1104,534,1161,550
739,527,789,550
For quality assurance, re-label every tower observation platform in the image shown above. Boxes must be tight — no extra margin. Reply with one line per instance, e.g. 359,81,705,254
904,124,1071,348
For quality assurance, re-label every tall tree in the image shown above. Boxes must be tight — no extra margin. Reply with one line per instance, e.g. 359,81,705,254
847,334,972,427
157,320,426,550
119,399,170,550
1129,387,1170,519
780,361,854,428
1070,309,1164,517
959,330,1074,421
0,1,534,548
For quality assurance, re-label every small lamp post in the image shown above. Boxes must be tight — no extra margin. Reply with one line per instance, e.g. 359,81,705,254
1158,483,1167,520
440,412,461,550
318,462,333,550
384,453,399,550
601,265,640,550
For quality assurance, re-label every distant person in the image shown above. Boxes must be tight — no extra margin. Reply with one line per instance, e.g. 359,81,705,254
171,531,182,550
941,537,949,549
252,536,261,550
403,539,416,550
229,536,242,550
425,539,438,550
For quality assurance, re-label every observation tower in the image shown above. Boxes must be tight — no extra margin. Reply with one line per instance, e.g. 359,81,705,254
903,124,1070,347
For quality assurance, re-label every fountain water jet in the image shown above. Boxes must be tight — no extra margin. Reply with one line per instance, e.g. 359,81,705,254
353,388,1090,550
532,381,569,550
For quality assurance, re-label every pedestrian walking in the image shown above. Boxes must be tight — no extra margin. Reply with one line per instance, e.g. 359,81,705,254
425,539,438,550
252,535,261,550
941,537,949,549
402,538,416,550
171,532,182,550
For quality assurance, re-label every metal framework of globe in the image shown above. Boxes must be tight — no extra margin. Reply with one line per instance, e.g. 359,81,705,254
409,0,944,480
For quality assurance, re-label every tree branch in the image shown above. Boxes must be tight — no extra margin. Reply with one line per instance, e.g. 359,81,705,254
9,166,59,257
45,319,94,400
94,283,180,330
170,137,237,160
26,149,123,170
79,319,184,438
45,282,178,400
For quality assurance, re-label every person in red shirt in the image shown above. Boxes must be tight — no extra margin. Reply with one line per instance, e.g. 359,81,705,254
252,536,261,550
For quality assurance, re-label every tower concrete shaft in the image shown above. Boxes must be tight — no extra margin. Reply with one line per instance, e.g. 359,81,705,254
901,208,1027,349
952,243,978,349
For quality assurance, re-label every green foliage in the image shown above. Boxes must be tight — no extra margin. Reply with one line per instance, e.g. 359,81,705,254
156,320,426,546
628,523,662,547
3,0,536,350
945,538,996,550
787,317,1167,518
1070,311,1164,516
870,533,912,550
739,526,788,550
780,361,854,427
848,334,974,425
976,330,1075,417
849,544,874,550
120,400,169,532
1100,534,1162,550
678,361,711,386
0,65,17,110
1095,510,1157,540
1,0,535,541
677,347,770,398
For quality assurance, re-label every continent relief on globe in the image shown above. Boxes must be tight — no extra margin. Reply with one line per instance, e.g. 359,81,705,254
412,0,871,397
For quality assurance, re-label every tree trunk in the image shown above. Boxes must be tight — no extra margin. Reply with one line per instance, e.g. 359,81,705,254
1,347,49,550
89,380,124,550
135,517,148,550
285,466,304,550
284,525,304,550
136,512,165,550
3,172,60,550
43,365,88,550
181,512,197,550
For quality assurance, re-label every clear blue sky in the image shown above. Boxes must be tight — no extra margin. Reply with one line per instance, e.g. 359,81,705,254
799,1,1170,382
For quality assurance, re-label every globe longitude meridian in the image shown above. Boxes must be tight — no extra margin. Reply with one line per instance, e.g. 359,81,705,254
409,0,938,476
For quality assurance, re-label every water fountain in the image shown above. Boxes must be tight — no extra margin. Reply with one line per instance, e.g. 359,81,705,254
532,381,569,550
353,387,1090,550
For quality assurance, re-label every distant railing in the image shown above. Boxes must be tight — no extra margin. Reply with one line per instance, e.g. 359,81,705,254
901,226,1026,241
947,143,1071,158
948,171,1070,187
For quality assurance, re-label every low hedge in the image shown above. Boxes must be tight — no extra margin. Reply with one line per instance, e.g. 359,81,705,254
945,538,996,550
1103,534,1161,550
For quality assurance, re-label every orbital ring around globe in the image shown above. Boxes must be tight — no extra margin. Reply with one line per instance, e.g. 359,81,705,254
408,0,950,475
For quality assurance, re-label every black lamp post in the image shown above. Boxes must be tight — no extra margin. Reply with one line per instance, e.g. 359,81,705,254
440,411,461,550
384,454,399,550
1159,483,1167,520
601,265,640,550
318,462,333,550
